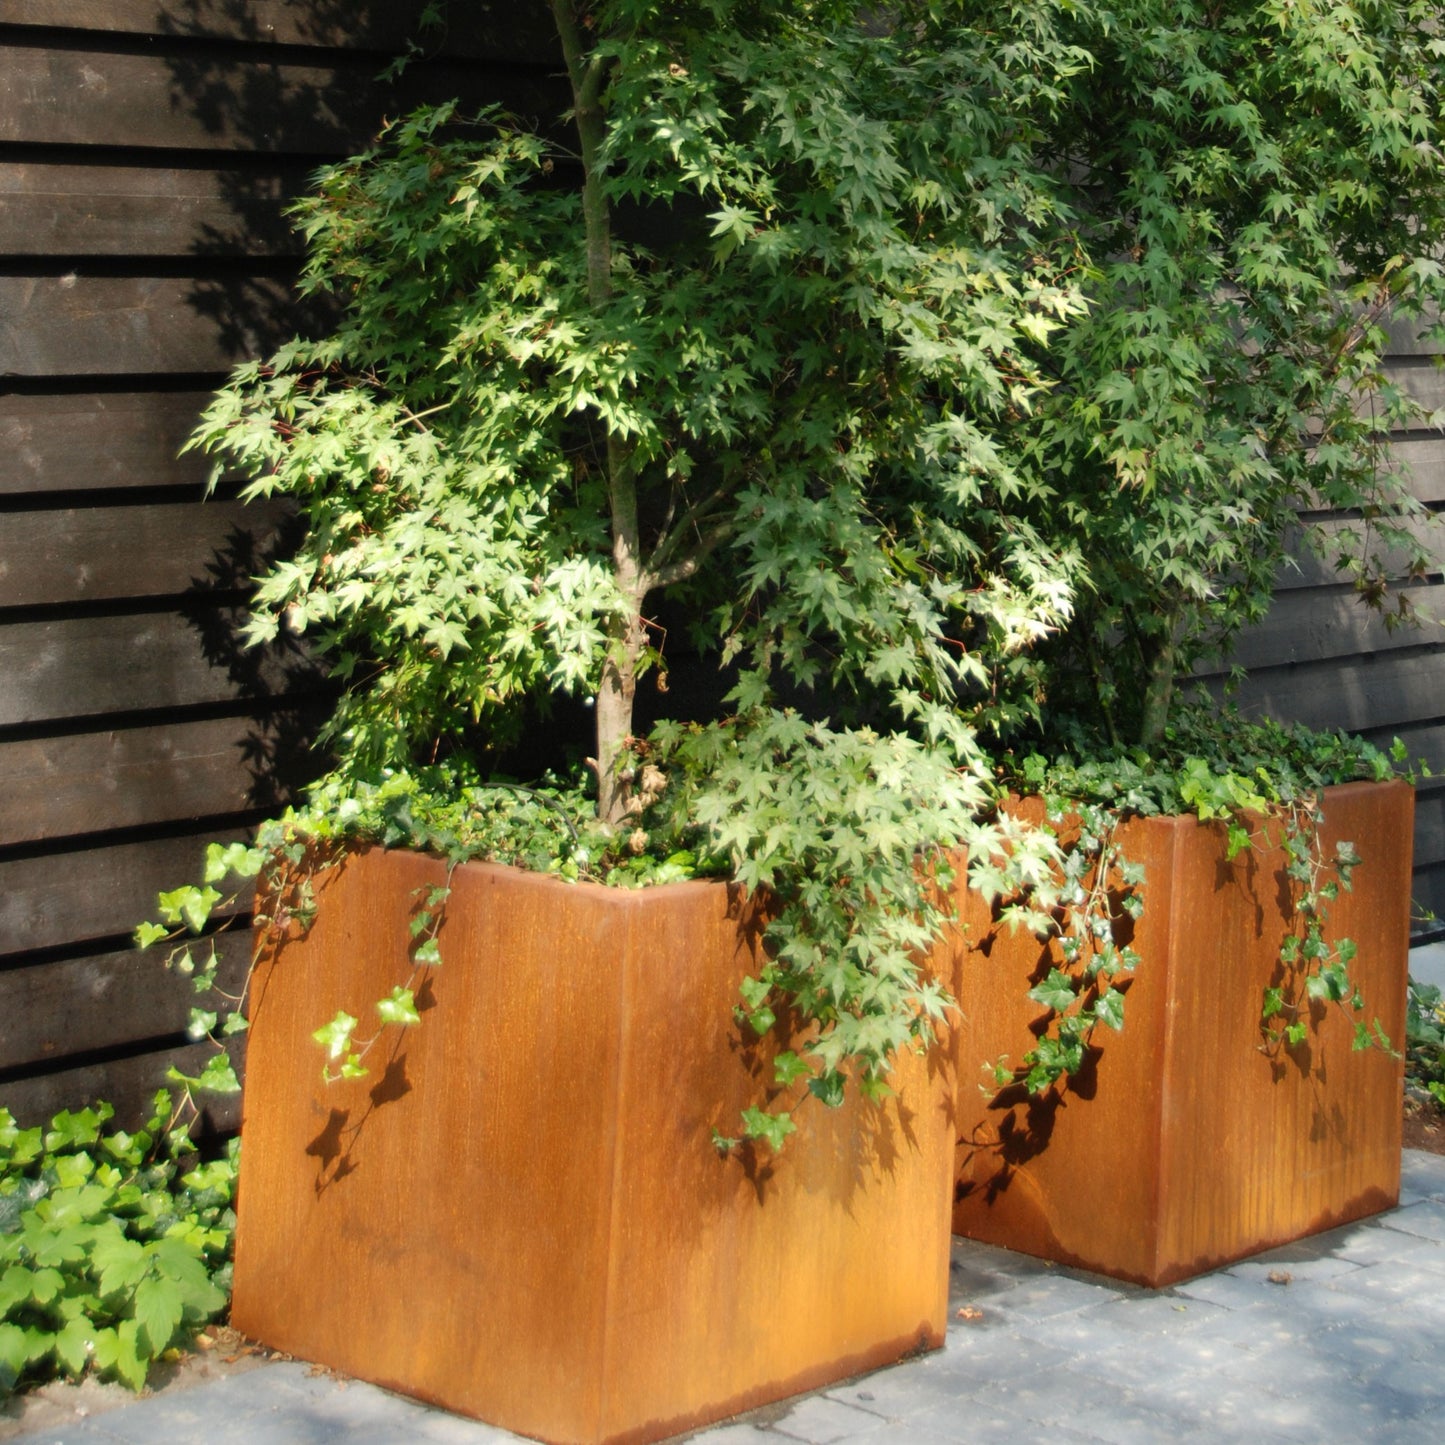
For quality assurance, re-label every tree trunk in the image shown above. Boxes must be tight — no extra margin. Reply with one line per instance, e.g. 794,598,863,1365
1138,620,1178,749
551,1,646,827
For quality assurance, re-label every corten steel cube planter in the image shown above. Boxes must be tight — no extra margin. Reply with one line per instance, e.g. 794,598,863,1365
232,848,956,1445
948,779,1412,1288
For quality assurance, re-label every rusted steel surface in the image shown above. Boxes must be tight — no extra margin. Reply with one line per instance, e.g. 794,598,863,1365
948,780,1412,1287
232,850,954,1445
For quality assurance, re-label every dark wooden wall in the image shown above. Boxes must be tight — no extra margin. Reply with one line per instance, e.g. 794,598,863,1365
2,4,1443,1128
1200,326,1445,931
0,1,560,1127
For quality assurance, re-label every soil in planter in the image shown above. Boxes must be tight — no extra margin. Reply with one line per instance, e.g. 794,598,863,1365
1403,1092,1445,1156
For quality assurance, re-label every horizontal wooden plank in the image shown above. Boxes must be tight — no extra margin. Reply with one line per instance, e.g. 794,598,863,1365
0,828,251,958
1275,510,1445,591
0,44,557,154
0,1041,242,1133
0,274,314,376
1360,719,1445,782
1384,311,1445,359
0,710,323,846
1,390,220,495
0,610,325,727
1392,436,1445,506
1227,647,1445,735
1218,581,1445,673
1412,846,1445,933
0,929,251,1071
1404,786,1445,919
0,160,309,257
1383,359,1445,419
0,497,292,606
0,0,559,64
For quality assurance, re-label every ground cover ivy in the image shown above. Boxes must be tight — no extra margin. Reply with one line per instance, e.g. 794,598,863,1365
0,1096,234,1395
1407,980,1445,1111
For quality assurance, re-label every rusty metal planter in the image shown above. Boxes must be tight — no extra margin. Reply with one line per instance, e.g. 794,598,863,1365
231,848,956,1445
949,779,1413,1288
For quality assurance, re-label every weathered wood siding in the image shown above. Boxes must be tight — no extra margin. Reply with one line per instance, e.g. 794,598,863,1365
0,1,560,1126
1203,340,1445,933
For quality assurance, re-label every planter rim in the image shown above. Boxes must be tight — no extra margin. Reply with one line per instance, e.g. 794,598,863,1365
999,773,1409,823
320,775,1410,911
328,841,746,910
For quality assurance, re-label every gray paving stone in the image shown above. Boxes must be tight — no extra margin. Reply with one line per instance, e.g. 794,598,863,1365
1071,1291,1231,1335
1379,1197,1445,1243
1041,1396,1215,1445
1325,1219,1445,1270
1398,1151,1445,1204
1356,1352,1445,1407
407,1411,527,1443
1325,1258,1445,1316
1225,1252,1364,1283
956,1271,1127,1327
1171,1269,1298,1311
930,1329,1077,1384
1307,1316,1436,1375
892,1394,1053,1441
769,1394,893,1443
822,1358,951,1418
692,1424,778,1443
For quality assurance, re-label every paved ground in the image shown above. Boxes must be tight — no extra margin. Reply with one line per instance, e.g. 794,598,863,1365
10,1147,1445,1444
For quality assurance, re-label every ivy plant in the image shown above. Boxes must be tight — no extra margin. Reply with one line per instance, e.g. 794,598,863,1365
975,711,1409,1096
1406,979,1445,1111
0,1096,234,1395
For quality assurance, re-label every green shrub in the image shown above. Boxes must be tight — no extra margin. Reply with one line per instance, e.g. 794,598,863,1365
1407,979,1445,1110
0,1095,234,1394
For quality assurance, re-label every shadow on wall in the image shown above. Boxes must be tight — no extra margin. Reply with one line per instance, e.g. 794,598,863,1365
152,0,565,810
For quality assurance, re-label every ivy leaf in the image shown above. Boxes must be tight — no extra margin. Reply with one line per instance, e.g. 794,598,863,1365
168,1055,241,1096
52,1318,91,1377
27,1267,65,1305
203,841,265,883
0,1266,31,1316
187,1009,219,1041
92,1319,147,1391
772,1051,811,1088
93,1235,149,1300
312,1011,359,1062
1027,969,1077,1015
376,987,421,1027
0,1322,27,1391
746,1006,776,1037
740,1107,796,1152
737,976,771,1012
133,921,169,950
155,886,222,935
1093,987,1125,1032
132,1277,184,1352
